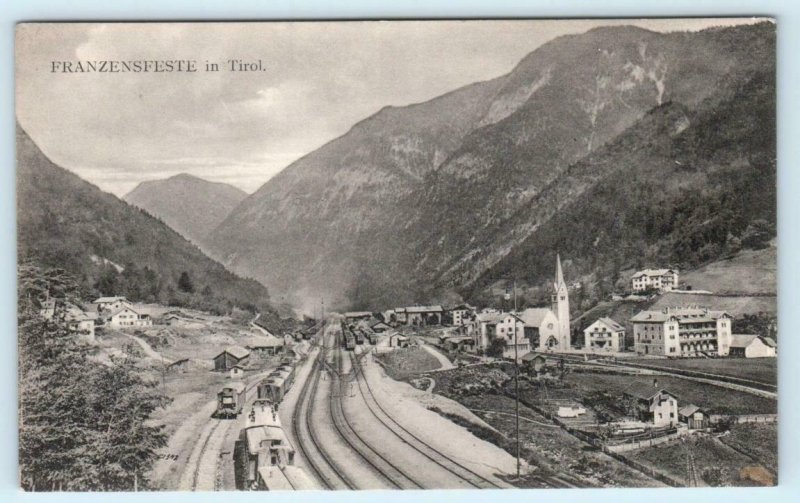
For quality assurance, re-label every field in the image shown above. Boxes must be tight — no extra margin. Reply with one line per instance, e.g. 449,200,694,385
626,433,774,486
720,422,778,474
626,357,777,385
560,371,776,415
680,245,776,295
375,346,443,379
427,366,662,487
650,293,777,318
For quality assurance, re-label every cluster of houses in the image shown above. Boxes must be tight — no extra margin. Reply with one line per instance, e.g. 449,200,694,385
38,295,153,341
360,255,775,361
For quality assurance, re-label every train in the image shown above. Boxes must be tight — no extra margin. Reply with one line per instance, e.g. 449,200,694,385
234,399,315,490
215,381,247,419
257,359,297,404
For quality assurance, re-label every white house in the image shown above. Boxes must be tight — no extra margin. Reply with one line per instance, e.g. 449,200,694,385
107,306,153,329
583,317,626,352
471,312,530,360
728,334,777,358
630,306,732,357
631,269,679,292
623,381,679,428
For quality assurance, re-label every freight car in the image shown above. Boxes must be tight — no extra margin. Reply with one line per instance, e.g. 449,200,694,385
256,362,297,404
216,381,247,419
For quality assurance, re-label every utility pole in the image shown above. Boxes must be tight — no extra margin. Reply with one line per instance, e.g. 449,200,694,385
513,279,520,480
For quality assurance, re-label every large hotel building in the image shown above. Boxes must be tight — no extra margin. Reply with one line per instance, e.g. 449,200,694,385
630,306,733,357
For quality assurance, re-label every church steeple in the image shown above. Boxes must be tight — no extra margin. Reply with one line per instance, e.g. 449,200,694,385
554,253,566,291
552,254,571,349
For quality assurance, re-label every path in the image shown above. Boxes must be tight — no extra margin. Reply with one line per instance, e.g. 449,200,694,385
125,333,174,365
420,342,455,371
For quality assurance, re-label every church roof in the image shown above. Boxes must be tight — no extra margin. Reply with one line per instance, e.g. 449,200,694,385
519,308,553,327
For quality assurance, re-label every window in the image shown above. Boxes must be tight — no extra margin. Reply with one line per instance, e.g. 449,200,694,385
670,412,675,418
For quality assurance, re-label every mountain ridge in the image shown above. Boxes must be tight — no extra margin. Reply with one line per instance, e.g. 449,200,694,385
124,173,247,248
206,21,775,312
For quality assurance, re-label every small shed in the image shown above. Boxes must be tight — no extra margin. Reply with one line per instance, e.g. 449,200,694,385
371,321,392,333
729,334,777,358
678,404,709,430
521,353,548,374
443,336,474,352
389,334,410,348
214,346,251,371
230,365,245,379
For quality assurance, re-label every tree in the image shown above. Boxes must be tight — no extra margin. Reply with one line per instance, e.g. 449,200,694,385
486,337,507,358
18,265,169,491
177,271,194,293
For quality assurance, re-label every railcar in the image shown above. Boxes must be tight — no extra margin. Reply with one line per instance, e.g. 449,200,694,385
216,381,247,418
235,400,297,490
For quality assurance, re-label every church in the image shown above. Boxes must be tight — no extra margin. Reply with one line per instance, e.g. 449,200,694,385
518,255,572,351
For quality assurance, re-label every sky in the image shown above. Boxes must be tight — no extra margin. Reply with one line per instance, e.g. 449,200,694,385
15,18,764,197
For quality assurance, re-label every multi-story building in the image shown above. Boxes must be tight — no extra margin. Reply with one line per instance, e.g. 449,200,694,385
583,317,625,352
448,304,474,326
630,269,679,292
630,306,733,357
471,312,530,360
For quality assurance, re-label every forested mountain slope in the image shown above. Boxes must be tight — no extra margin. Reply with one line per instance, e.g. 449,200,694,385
17,124,289,330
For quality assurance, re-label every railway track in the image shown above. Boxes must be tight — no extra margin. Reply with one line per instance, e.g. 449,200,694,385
348,351,506,489
290,331,355,490
329,338,423,489
183,417,237,491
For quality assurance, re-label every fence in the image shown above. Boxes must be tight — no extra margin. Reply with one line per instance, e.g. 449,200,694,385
511,391,685,486
710,413,777,424
605,431,684,453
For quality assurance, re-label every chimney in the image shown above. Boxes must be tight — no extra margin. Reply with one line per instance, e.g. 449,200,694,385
653,378,658,388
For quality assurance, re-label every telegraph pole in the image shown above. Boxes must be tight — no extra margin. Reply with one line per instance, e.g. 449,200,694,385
513,279,520,480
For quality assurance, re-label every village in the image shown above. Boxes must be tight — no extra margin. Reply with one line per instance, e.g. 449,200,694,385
32,251,777,490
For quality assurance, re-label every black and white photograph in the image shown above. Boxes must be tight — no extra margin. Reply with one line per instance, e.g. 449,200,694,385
15,19,777,491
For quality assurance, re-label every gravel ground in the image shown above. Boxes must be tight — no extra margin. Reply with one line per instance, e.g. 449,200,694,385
363,351,521,483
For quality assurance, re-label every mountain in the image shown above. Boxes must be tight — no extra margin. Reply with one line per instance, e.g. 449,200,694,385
206,22,776,312
124,173,247,247
16,124,289,331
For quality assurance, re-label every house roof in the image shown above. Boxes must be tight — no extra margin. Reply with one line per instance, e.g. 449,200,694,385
678,404,701,417
343,311,372,318
729,334,756,348
217,346,250,360
371,321,391,328
631,269,675,279
761,337,777,348
521,352,546,362
631,307,729,323
476,312,505,323
623,382,673,401
590,317,625,332
107,305,140,318
404,305,443,313
93,296,128,304
519,308,553,327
